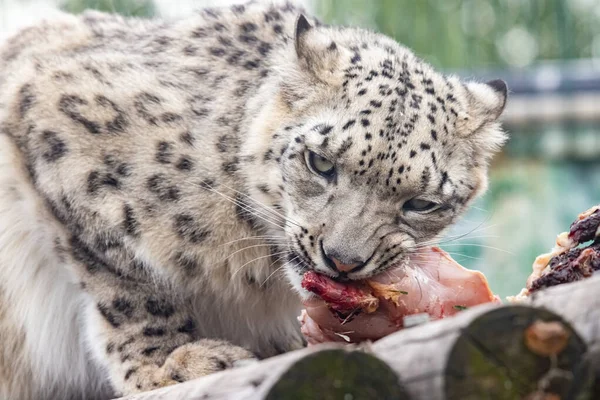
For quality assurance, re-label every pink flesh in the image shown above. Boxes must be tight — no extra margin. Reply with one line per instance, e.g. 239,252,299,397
300,247,500,344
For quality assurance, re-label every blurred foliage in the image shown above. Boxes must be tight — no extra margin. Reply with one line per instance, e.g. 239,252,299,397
61,0,155,17
316,0,600,69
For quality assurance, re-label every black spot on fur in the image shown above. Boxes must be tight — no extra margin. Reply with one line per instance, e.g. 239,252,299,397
239,33,258,44
173,154,192,171
41,130,67,162
263,149,273,162
156,141,173,164
145,297,175,318
350,53,361,64
210,47,226,57
112,297,134,317
102,174,120,189
222,158,239,175
87,171,101,194
439,171,449,189
147,174,180,202
117,337,135,353
124,368,137,381
244,59,260,69
421,167,431,187
211,357,228,370
199,178,215,189
180,131,194,146
123,204,139,236
142,346,160,357
232,4,246,14
19,84,35,118
257,184,270,194
336,138,353,157
143,326,166,337
96,95,128,133
240,22,258,33
314,124,333,135
116,163,131,176
177,318,196,334
217,135,233,152
70,236,108,273
342,120,356,130
161,113,182,124
258,41,272,56
106,343,115,354
174,214,209,244
409,150,417,158
97,303,120,328
134,92,162,125
59,95,101,134
234,194,260,230
183,44,197,56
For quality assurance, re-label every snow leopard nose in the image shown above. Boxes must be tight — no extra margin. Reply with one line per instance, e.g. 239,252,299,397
329,257,362,273
321,244,366,273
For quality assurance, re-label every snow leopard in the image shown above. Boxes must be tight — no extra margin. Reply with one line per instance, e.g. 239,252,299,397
0,1,507,398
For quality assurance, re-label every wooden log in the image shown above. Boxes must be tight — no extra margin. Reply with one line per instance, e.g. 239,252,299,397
373,304,592,400
264,349,409,400
120,344,410,400
121,276,600,400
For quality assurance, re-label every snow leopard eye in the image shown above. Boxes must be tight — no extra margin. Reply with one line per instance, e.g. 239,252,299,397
306,151,335,177
403,198,439,213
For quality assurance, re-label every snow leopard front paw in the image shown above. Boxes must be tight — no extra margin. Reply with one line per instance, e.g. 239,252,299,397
157,340,256,385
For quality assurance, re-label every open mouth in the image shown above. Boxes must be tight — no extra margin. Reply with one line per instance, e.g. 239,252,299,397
298,246,500,344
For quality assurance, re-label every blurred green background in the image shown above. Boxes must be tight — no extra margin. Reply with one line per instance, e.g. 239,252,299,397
2,0,600,298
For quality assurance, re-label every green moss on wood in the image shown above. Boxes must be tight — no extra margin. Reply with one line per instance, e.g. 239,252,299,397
445,306,593,400
266,349,409,400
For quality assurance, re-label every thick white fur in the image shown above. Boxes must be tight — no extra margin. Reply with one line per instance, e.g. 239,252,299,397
0,134,111,399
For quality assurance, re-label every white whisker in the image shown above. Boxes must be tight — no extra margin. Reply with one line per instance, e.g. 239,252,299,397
260,256,299,287
222,243,285,263
197,184,287,230
216,182,303,228
231,251,291,279
219,235,287,247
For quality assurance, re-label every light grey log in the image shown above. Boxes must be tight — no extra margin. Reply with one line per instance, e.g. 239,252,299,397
119,344,403,400
374,304,591,399
120,276,600,400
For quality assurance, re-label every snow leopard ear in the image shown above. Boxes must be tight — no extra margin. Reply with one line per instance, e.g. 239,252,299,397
456,79,508,159
294,14,344,86
468,79,508,120
295,14,313,54
456,79,508,136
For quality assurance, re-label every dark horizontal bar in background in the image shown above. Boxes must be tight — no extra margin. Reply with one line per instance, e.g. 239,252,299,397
454,59,600,95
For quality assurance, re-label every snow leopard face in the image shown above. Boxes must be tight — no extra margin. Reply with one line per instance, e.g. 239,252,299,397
262,17,507,288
